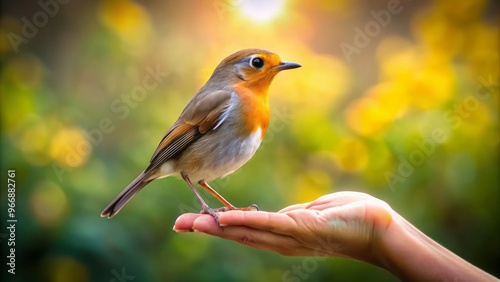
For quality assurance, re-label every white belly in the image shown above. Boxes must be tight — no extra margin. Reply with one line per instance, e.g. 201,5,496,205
191,127,263,181
157,127,263,182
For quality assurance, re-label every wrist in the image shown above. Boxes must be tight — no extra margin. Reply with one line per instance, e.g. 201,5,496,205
373,213,421,280
375,212,496,281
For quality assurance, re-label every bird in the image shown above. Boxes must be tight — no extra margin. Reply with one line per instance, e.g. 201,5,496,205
101,48,301,224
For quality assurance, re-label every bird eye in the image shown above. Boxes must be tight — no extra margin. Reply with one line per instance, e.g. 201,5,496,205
250,57,264,69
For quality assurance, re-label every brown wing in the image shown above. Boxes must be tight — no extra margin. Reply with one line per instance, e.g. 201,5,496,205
145,90,233,173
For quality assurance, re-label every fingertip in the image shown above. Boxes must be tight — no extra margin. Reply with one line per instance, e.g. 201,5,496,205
173,213,202,232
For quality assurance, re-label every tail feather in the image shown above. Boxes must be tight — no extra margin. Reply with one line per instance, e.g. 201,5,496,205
101,172,152,218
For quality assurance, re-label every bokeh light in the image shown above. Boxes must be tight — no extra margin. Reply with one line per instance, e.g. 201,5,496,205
50,127,91,168
30,181,68,228
98,0,153,55
237,0,285,23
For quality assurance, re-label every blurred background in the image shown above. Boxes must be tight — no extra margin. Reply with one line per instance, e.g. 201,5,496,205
0,0,498,281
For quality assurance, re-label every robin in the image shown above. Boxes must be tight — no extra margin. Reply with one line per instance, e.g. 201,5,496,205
101,49,301,224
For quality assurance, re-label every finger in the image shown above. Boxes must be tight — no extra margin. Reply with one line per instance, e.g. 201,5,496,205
305,191,376,211
214,210,300,236
320,199,393,226
192,216,305,256
278,202,310,213
321,200,393,244
173,213,204,232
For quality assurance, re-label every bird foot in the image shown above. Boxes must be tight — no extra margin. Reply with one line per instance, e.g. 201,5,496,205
199,204,259,226
200,204,259,214
199,206,221,226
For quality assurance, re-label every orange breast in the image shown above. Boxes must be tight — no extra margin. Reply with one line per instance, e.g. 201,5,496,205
233,84,270,139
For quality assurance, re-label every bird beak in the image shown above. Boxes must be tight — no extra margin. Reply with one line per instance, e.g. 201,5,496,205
275,61,301,71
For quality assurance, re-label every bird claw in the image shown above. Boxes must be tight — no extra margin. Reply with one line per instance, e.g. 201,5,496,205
200,206,221,226
199,204,260,227
246,204,259,211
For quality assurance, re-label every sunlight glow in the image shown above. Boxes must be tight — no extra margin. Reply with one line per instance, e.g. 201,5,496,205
237,0,285,23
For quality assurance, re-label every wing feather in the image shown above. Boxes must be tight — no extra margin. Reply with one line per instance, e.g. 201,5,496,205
145,90,234,173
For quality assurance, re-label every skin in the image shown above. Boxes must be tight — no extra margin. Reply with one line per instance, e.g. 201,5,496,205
174,191,497,281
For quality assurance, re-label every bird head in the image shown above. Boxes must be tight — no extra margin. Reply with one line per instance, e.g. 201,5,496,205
206,49,301,94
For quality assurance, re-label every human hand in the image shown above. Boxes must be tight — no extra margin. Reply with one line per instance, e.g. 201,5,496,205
174,191,394,264
175,191,498,281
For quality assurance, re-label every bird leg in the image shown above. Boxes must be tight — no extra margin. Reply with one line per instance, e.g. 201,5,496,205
181,173,221,225
198,180,259,212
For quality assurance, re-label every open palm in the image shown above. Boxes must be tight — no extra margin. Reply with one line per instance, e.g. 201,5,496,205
174,191,394,264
